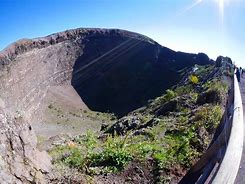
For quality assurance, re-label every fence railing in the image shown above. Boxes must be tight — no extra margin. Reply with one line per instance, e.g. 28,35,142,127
179,75,244,184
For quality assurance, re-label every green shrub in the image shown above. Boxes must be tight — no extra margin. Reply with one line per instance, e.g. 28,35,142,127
153,150,169,169
195,65,214,78
174,85,193,96
194,105,222,131
165,130,198,167
130,140,162,160
164,89,177,101
89,136,133,171
190,92,198,103
178,115,189,125
153,89,177,107
63,147,84,169
83,130,97,152
203,80,228,93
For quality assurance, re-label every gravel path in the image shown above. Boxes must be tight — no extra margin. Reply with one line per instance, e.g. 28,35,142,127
235,75,245,184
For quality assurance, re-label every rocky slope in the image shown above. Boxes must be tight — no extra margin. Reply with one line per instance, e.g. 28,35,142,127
0,28,214,183
46,59,233,183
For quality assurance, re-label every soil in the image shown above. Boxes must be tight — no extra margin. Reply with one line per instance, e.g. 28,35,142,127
33,85,105,140
94,161,154,184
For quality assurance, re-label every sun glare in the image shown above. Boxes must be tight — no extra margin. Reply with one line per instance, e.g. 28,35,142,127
185,0,203,12
178,0,234,24
216,0,225,22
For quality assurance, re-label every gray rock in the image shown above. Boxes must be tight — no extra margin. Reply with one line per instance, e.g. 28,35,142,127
0,107,51,183
105,116,141,135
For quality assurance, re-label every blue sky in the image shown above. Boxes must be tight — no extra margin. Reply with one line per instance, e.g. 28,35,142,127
0,0,244,67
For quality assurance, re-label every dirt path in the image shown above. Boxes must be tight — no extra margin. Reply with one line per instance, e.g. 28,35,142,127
235,75,245,183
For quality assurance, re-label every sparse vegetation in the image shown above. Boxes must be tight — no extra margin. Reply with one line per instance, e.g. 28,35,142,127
48,63,233,183
164,89,177,101
50,131,133,174
175,84,194,96
194,105,222,131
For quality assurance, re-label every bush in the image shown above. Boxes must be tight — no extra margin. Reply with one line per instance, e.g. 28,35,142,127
153,89,177,107
63,147,84,169
83,130,97,151
174,85,193,96
203,80,228,93
165,129,198,167
164,89,177,101
194,105,222,131
198,79,228,105
153,151,169,169
91,149,132,169
189,75,199,84
89,136,133,171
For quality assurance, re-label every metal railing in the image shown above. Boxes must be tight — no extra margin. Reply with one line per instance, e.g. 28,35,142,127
179,75,244,184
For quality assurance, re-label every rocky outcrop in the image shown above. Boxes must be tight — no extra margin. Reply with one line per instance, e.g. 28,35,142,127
0,102,51,183
197,89,223,105
155,99,178,116
215,56,233,67
105,116,141,135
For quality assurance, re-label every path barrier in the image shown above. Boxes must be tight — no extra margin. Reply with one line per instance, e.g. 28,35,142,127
179,75,243,184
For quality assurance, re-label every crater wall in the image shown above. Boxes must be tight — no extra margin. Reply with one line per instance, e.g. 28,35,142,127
0,28,212,182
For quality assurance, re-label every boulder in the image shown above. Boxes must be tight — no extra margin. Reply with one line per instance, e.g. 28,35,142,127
155,99,178,116
105,116,141,135
197,90,222,105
